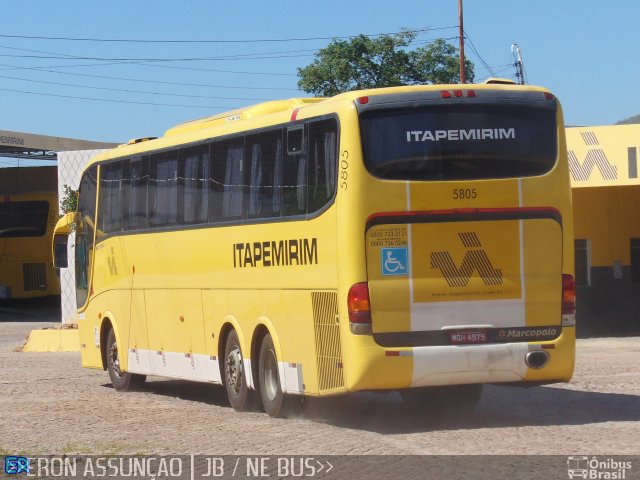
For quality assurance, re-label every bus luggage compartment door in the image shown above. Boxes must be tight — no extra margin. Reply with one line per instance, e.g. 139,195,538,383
365,211,563,346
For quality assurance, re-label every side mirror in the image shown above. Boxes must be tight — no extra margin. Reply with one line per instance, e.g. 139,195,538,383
53,234,68,269
51,212,77,269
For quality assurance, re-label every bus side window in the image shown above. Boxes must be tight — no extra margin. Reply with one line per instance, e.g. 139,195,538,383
129,156,149,230
284,125,307,216
247,128,282,219
180,145,208,225
149,151,179,227
307,119,338,213
99,161,124,234
216,138,244,220
75,166,97,308
272,137,283,216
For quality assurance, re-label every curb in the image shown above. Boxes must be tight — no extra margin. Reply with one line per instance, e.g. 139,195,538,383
22,329,80,352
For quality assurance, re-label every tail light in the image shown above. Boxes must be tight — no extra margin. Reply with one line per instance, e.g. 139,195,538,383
348,282,372,326
562,274,576,315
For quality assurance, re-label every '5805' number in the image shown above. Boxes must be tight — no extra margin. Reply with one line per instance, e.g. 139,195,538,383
452,188,478,200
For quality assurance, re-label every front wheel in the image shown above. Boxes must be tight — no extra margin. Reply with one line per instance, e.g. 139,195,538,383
259,334,300,417
106,328,146,391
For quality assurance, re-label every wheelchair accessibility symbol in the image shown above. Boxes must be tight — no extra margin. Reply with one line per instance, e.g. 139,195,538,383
381,247,408,276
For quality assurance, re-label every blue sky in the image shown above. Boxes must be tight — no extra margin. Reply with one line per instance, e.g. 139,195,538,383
0,0,638,158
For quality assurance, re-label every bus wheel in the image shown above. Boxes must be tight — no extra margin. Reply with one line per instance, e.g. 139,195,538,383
400,384,483,415
259,334,299,417
106,328,146,391
224,330,259,412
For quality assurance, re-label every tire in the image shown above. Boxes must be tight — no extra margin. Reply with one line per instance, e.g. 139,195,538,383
106,328,146,391
258,334,300,418
223,330,259,412
400,384,483,415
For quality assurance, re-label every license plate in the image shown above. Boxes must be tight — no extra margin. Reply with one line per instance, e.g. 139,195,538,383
449,329,488,345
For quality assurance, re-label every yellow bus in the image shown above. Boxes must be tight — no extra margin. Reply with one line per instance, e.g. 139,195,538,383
1,166,60,299
54,82,575,417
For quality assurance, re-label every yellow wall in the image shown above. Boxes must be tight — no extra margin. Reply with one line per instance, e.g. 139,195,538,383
572,186,640,267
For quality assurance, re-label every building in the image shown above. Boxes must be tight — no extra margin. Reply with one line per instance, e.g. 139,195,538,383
567,125,640,335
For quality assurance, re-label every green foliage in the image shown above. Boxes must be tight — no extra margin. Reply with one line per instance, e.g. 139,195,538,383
60,184,78,214
297,31,474,96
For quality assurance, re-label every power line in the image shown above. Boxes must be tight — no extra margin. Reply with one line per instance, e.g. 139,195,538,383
0,36,450,64
0,52,316,62
0,73,273,101
0,62,300,91
0,27,457,44
0,87,237,109
463,31,496,77
0,59,298,77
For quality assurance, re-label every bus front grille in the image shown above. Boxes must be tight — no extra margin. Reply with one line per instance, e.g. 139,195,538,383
311,291,346,393
23,263,46,291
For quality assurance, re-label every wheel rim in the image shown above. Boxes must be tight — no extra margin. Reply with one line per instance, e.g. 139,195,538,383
109,340,123,378
225,345,243,395
263,349,279,401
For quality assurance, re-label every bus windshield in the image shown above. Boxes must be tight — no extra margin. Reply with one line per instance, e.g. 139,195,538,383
0,201,49,237
360,103,557,181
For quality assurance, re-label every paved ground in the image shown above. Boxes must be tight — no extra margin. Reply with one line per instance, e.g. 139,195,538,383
1,311,640,456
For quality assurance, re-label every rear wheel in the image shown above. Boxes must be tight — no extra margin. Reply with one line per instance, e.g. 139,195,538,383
400,384,483,414
224,330,259,411
106,328,146,391
259,334,300,417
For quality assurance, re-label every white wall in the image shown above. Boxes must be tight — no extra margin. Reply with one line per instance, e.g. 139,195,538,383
56,149,108,323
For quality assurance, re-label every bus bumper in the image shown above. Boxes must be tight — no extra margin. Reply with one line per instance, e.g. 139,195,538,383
344,326,575,392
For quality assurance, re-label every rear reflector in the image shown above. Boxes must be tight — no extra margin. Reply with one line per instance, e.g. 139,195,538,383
348,282,372,324
562,274,576,315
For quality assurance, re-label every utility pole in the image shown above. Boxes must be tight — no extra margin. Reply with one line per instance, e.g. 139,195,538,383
511,44,527,85
458,0,466,83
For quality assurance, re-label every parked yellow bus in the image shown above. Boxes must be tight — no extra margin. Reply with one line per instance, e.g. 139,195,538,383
54,83,575,417
1,166,60,299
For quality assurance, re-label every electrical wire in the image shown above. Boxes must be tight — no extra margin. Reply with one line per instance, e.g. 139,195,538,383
0,62,300,90
0,73,273,101
0,87,237,109
463,31,496,77
0,27,457,44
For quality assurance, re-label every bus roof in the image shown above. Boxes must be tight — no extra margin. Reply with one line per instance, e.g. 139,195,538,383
163,98,325,138
92,83,552,167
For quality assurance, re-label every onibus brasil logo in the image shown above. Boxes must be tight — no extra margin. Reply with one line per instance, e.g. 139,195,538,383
567,456,632,479
430,232,503,287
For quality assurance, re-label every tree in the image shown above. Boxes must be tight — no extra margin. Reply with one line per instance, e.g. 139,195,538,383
60,184,78,215
297,31,474,97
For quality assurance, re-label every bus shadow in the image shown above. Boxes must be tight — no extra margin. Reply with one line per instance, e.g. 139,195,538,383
298,385,640,434
128,379,231,407
114,379,640,434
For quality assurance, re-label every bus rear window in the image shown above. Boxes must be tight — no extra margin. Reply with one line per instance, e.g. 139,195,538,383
360,103,557,180
0,201,49,238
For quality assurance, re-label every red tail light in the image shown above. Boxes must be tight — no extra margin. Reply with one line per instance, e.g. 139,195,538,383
348,282,372,324
562,274,576,315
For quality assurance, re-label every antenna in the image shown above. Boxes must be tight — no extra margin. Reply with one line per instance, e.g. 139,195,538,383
511,43,527,85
